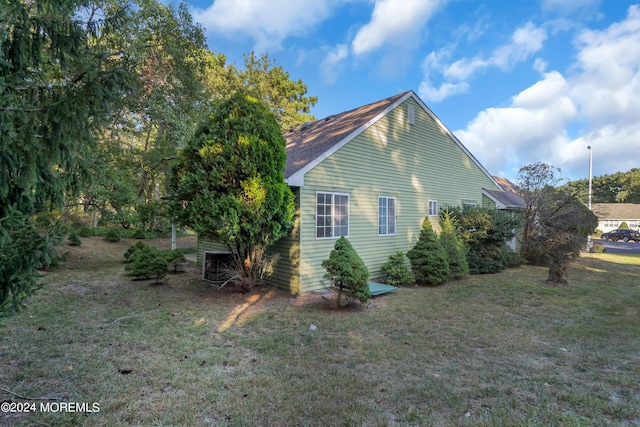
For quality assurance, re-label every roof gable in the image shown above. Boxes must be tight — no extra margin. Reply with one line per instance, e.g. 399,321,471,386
483,177,526,209
284,90,500,189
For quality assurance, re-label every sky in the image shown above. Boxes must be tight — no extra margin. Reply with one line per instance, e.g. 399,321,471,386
184,0,640,182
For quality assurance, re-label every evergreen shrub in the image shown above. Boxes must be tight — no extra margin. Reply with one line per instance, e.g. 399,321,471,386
322,237,371,306
381,251,414,286
407,217,450,285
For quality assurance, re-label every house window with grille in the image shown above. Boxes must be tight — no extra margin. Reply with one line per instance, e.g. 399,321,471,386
316,192,349,239
378,196,396,236
428,200,438,216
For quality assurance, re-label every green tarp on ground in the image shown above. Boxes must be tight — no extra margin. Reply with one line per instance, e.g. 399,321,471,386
368,281,398,296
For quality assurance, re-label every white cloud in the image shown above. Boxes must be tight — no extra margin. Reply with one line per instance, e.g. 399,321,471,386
456,5,640,180
193,0,335,51
351,0,445,55
444,22,547,80
320,44,349,85
419,22,547,103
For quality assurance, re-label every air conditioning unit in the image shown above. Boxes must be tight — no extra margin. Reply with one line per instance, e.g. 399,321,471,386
203,251,234,283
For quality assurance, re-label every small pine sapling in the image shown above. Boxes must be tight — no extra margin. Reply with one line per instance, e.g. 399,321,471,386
124,241,147,262
126,245,168,283
67,232,81,247
406,217,450,285
322,237,371,307
104,229,121,242
381,251,414,286
164,249,186,273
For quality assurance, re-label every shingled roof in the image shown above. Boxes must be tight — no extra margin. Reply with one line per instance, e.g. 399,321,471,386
591,203,640,220
484,176,526,209
283,91,411,181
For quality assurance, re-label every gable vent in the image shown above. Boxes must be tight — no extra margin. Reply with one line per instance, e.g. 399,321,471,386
407,105,415,125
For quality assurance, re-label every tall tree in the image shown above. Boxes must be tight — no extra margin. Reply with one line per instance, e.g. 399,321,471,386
203,51,317,131
171,94,295,291
0,0,135,311
516,162,598,284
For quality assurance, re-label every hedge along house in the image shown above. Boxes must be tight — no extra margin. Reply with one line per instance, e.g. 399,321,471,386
198,90,510,294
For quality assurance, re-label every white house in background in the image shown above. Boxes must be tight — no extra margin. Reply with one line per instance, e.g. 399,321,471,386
591,203,640,232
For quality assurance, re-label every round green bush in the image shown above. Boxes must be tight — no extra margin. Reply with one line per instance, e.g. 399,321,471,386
104,229,121,242
67,232,81,247
322,237,371,305
381,251,414,286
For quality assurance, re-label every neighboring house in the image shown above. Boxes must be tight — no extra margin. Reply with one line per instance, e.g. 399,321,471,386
591,203,640,232
483,176,526,251
199,90,515,294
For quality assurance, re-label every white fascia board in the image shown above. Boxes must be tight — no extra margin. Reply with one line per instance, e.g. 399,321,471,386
286,92,414,187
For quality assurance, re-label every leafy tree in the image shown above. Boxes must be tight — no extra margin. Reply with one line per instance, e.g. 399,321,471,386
126,245,167,283
446,205,519,275
172,93,295,291
0,0,135,312
406,218,450,285
439,211,469,280
322,237,371,306
516,162,598,284
617,168,640,203
203,51,317,131
381,251,414,287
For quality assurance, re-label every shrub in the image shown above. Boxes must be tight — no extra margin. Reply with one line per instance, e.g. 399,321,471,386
322,237,371,307
164,248,186,273
439,212,469,280
132,229,146,239
590,243,606,253
77,227,93,237
381,251,414,286
407,217,450,286
67,232,81,247
619,221,629,230
505,249,524,268
104,229,121,242
126,245,167,283
124,241,147,262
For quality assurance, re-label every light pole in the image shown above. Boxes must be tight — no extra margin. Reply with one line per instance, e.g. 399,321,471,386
587,145,593,211
587,145,593,249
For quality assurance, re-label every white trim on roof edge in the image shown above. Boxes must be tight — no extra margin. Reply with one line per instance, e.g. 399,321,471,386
285,91,501,190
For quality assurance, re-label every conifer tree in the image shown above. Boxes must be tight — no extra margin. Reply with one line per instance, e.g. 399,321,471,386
439,212,469,280
407,217,450,286
322,237,371,306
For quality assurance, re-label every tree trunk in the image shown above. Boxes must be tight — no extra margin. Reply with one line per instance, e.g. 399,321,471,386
547,259,569,284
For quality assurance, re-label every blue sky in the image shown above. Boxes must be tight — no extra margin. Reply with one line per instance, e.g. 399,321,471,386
185,0,640,182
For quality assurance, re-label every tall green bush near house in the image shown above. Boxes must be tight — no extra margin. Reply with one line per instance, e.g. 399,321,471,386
407,218,450,286
172,93,295,292
322,237,371,307
439,212,469,280
619,221,629,230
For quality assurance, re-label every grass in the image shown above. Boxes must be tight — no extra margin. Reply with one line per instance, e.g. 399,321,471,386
1,241,639,426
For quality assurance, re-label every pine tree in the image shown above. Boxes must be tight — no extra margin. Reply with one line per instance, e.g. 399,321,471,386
439,212,469,280
407,217,450,286
322,237,371,306
0,0,134,312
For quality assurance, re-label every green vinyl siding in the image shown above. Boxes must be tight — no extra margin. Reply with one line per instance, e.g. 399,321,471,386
265,187,301,293
297,98,501,293
196,237,228,266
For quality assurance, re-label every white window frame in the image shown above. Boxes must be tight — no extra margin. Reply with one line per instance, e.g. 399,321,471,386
462,200,477,208
407,105,415,125
316,192,350,239
378,196,396,236
428,200,438,216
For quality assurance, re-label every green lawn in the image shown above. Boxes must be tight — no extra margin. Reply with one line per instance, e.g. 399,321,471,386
1,246,639,426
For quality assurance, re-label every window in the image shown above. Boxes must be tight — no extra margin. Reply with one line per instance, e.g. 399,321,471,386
462,200,477,208
378,197,396,235
428,200,438,216
316,192,349,238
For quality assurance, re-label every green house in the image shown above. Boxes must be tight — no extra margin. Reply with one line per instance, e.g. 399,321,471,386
199,90,513,294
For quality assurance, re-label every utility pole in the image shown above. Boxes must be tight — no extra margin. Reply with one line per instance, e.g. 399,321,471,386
587,145,593,250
